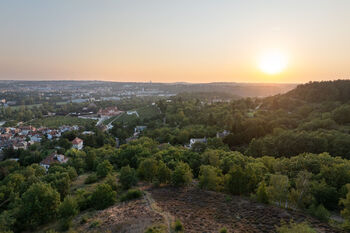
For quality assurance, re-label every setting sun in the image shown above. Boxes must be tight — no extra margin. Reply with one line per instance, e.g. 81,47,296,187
258,50,288,75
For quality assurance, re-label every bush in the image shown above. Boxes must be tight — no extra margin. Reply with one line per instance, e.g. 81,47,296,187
90,184,116,210
174,219,184,232
20,182,61,229
58,195,79,220
171,162,193,187
120,189,143,202
96,160,113,178
84,173,98,184
119,165,138,189
104,174,117,190
276,221,316,233
89,220,100,228
256,181,269,204
219,227,228,233
308,204,330,222
199,165,221,191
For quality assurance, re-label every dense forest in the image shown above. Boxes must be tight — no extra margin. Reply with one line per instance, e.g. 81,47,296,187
1,80,350,232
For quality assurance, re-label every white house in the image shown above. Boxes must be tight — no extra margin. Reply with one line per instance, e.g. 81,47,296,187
72,137,83,150
40,152,69,170
189,138,207,148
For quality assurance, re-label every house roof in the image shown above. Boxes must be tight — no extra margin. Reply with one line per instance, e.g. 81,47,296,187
40,153,68,165
72,137,83,145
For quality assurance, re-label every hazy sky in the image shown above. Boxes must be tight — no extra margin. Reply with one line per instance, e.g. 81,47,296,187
1,0,350,83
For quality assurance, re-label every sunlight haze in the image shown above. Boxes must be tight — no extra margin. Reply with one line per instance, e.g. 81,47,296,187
1,0,350,83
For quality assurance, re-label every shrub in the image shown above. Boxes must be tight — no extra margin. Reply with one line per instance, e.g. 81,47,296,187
80,216,88,224
276,221,316,233
96,160,113,178
120,189,143,202
89,220,100,228
20,182,61,229
171,162,193,187
308,204,330,222
174,219,184,232
219,227,228,233
90,184,117,210
105,174,117,190
256,181,269,204
85,173,98,184
119,165,138,189
199,165,221,191
58,195,79,220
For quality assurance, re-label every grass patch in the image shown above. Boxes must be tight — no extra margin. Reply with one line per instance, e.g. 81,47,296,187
27,116,96,128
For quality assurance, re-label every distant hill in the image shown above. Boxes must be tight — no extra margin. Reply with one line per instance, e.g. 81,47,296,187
284,79,350,102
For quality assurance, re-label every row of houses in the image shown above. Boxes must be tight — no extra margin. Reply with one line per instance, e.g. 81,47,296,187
0,125,82,155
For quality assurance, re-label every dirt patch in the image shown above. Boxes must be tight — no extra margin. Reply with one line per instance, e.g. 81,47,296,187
77,198,164,233
149,186,343,233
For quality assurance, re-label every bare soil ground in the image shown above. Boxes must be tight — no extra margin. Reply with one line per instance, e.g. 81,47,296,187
76,198,164,233
148,186,344,233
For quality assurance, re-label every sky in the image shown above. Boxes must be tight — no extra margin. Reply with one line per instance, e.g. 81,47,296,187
0,0,350,83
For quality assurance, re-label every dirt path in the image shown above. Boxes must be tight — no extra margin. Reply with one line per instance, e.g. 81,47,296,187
144,191,175,233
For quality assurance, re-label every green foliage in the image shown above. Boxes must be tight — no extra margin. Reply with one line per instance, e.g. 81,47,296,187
276,221,316,233
138,158,158,182
332,104,350,124
58,195,79,220
89,220,100,228
29,116,96,128
308,204,330,222
219,227,228,233
20,182,61,229
90,184,117,210
171,162,193,187
104,174,118,190
289,171,312,209
267,174,290,208
174,219,184,232
340,184,350,229
85,173,98,184
119,165,138,189
96,160,113,178
198,165,221,191
256,181,269,204
120,189,143,202
156,161,171,184
224,165,250,195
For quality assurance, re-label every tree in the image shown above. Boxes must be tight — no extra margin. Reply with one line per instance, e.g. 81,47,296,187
340,184,350,229
20,182,60,229
90,184,116,210
119,165,138,189
224,165,249,195
58,195,79,230
96,160,113,178
138,158,158,182
289,171,312,209
198,165,221,191
58,195,78,219
267,174,290,208
256,181,269,204
171,162,193,187
156,161,171,184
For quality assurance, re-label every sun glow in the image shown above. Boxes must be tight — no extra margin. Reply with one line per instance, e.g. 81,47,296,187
258,50,288,75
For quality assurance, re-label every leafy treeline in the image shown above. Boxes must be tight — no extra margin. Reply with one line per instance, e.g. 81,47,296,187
138,80,350,159
285,80,350,103
2,137,350,231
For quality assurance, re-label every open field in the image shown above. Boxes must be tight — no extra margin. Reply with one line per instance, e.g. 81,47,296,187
112,105,160,125
27,116,97,128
